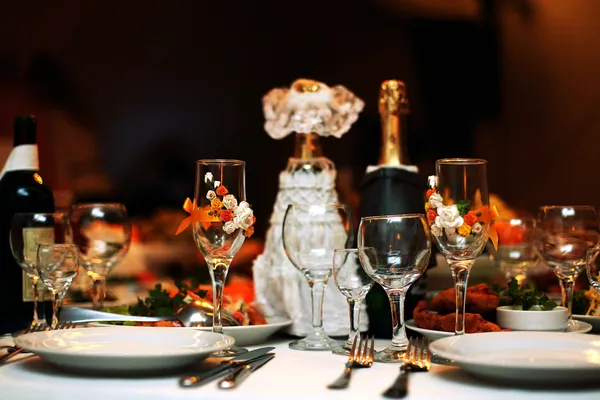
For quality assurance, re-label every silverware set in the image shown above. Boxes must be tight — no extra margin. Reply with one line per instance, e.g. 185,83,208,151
326,335,431,397
180,346,276,390
0,322,75,366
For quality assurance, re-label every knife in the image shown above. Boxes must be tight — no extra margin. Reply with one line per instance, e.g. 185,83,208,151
218,353,275,389
179,346,275,388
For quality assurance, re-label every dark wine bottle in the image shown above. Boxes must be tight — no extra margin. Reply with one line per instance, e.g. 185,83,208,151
0,116,55,334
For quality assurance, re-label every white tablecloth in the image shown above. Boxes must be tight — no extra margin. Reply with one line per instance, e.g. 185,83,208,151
1,336,599,400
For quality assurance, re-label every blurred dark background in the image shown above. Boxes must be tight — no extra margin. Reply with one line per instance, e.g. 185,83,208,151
1,0,599,239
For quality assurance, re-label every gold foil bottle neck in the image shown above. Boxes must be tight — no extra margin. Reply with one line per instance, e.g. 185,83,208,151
378,79,409,166
294,132,323,160
379,80,409,115
292,79,323,94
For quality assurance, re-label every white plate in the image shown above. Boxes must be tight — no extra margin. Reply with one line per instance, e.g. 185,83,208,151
430,331,600,385
15,327,234,373
573,314,600,332
89,317,292,346
406,319,592,340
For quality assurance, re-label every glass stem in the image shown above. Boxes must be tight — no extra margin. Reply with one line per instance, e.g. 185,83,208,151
31,275,42,326
309,281,326,334
559,277,576,317
207,260,230,334
51,291,60,329
92,279,106,310
449,260,474,335
386,288,408,349
345,299,361,348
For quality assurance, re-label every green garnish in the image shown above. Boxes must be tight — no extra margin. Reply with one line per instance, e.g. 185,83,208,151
572,290,591,315
498,278,558,311
128,280,207,317
455,200,472,216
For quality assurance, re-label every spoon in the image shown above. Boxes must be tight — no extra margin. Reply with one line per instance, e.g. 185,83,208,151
59,300,241,327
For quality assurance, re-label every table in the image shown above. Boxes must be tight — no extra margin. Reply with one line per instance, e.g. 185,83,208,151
2,336,600,400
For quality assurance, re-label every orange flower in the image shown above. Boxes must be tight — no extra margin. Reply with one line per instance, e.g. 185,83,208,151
457,224,472,237
216,185,228,196
464,212,478,226
425,203,431,212
220,209,233,222
426,189,436,199
252,216,256,225
427,209,437,223
211,198,223,209
244,226,255,238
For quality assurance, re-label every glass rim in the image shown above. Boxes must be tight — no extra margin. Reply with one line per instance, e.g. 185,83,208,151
37,243,78,249
361,213,425,221
436,158,487,165
14,212,67,217
197,159,245,166
72,202,126,209
539,205,597,211
333,247,375,253
287,203,349,209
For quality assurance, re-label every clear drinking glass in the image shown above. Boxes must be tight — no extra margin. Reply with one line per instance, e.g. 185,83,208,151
37,244,79,329
331,248,375,356
490,218,538,286
358,214,431,363
536,205,600,316
9,213,72,327
425,158,490,336
193,159,251,356
70,203,131,310
282,203,353,351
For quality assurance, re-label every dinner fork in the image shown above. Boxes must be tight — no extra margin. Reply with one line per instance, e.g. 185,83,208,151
0,322,75,365
327,335,374,390
382,337,431,398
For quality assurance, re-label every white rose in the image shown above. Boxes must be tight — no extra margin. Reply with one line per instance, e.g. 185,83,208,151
223,221,237,234
222,194,238,210
234,201,250,216
435,205,464,229
204,172,213,183
472,223,483,234
206,190,216,200
428,193,443,209
214,180,221,188
234,208,254,230
428,175,438,188
430,224,442,237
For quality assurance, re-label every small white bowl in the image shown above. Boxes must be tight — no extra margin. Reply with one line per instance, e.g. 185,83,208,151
496,305,569,331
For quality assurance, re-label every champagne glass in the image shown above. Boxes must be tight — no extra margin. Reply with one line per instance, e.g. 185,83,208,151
10,213,72,327
490,218,538,286
331,247,375,356
282,203,353,351
587,246,600,296
536,205,600,316
425,158,490,335
358,214,431,363
37,244,79,329
70,203,131,310
193,160,253,357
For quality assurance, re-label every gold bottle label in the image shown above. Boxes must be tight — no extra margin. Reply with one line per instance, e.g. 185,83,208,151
21,227,54,302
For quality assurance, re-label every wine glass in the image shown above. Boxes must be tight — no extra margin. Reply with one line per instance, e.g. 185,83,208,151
193,159,254,357
490,218,538,286
10,213,72,327
70,203,131,310
587,245,600,296
282,203,353,351
331,247,375,356
358,214,431,363
536,205,600,316
425,158,491,335
37,244,79,329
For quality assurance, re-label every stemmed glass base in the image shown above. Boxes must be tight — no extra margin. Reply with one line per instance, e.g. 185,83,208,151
30,276,48,328
212,346,249,358
290,329,341,351
374,345,407,363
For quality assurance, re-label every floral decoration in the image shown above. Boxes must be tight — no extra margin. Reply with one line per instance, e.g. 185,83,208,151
176,173,255,237
425,175,499,249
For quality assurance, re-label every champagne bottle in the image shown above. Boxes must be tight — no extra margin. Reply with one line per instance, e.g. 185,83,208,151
0,116,55,334
360,81,432,338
